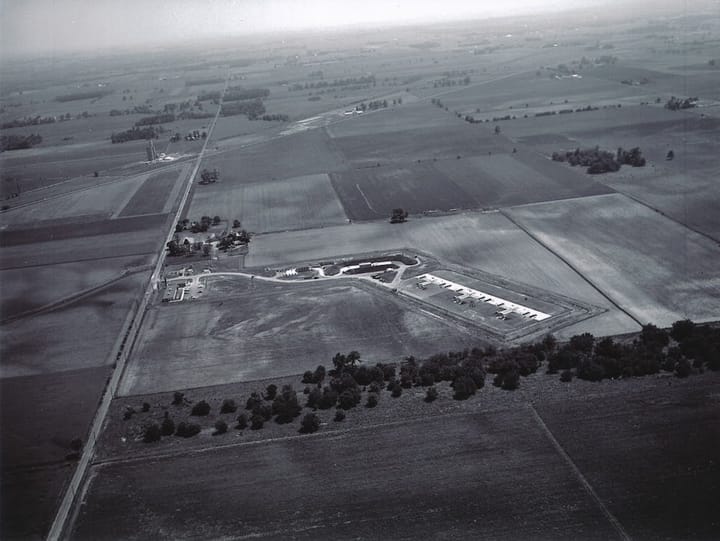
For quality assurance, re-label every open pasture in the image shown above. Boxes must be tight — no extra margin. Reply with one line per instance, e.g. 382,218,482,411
506,193,720,327
71,408,622,541
188,173,348,233
201,127,345,184
118,279,479,396
329,163,474,220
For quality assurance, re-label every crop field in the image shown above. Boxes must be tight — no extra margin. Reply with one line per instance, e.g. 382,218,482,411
200,127,346,184
0,253,152,319
534,379,720,540
507,193,720,327
0,271,147,378
0,365,111,541
329,122,513,165
72,408,624,540
119,278,480,396
433,151,613,208
188,173,348,233
118,168,184,217
329,163,474,220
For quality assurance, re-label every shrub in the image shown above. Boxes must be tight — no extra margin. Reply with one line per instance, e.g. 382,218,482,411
390,383,403,398
569,333,595,353
220,399,237,414
334,410,346,422
142,423,162,443
366,394,379,408
560,370,573,382
300,413,320,434
141,402,150,412
671,319,696,343
250,414,265,430
306,387,322,409
453,376,477,400
425,386,439,402
265,384,278,400
246,392,263,411
318,387,338,409
123,407,135,420
338,387,361,410
191,400,211,416
577,359,605,382
236,413,248,429
161,416,175,436
272,385,302,423
175,422,201,438
172,391,184,405
675,358,692,378
213,420,228,435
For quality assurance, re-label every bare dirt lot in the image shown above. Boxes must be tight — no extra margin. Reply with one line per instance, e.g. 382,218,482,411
119,278,480,396
187,173,348,233
506,193,720,327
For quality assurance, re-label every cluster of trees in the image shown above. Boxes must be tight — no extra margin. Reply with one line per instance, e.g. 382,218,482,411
260,114,290,122
199,168,219,184
549,320,720,381
289,75,376,92
433,76,471,88
0,134,42,151
110,126,161,144
55,89,112,102
390,208,408,223
552,146,645,174
216,229,251,251
356,100,388,112
665,96,698,111
2,115,58,129
224,87,270,102
174,215,220,234
221,99,266,120
197,90,222,102
185,77,225,87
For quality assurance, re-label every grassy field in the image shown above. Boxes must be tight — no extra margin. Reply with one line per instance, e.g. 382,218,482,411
119,278,480,396
187,173,348,233
71,408,623,540
506,193,720,327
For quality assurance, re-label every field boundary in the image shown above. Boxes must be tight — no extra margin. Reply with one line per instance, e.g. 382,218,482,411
529,405,632,541
46,74,231,541
500,209,644,327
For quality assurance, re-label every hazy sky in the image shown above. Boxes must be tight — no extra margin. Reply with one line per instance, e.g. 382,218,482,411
1,0,600,56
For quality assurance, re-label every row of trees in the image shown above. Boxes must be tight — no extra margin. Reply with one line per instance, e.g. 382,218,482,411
224,87,270,102
2,115,58,129
137,320,718,444
289,75,376,92
221,99,266,120
665,96,698,111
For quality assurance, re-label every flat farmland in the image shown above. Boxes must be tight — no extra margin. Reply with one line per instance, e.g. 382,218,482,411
0,253,152,319
71,409,621,541
119,167,184,217
119,279,478,396
535,379,720,540
188,173,348,233
506,193,720,326
0,173,151,225
434,151,612,208
329,163,474,220
330,123,513,165
201,127,346,185
0,365,111,541
0,271,147,377
0,227,159,269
